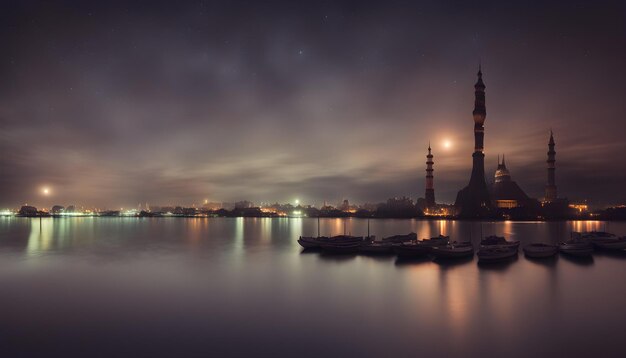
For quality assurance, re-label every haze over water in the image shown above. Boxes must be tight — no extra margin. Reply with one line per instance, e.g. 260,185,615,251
1,217,625,357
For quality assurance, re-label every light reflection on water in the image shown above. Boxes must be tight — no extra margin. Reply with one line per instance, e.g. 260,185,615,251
0,217,625,357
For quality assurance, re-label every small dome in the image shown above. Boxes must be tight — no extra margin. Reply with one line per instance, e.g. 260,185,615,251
494,156,511,183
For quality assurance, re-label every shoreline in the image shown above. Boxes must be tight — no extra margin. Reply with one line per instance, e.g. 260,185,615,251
2,215,622,222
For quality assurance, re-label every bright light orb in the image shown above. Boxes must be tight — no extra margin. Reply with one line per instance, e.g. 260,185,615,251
42,187,50,196
295,199,300,205
443,140,452,149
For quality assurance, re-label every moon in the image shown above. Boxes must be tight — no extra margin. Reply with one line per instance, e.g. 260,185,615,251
42,187,50,195
443,140,452,149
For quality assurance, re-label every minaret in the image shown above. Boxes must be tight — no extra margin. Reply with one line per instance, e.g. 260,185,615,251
545,131,557,202
425,143,435,207
454,65,492,217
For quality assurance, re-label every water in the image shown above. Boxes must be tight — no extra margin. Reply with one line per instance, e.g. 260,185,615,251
0,217,625,357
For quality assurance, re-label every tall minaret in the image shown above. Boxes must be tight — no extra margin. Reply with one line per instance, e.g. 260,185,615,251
545,131,557,202
425,143,435,207
455,65,492,217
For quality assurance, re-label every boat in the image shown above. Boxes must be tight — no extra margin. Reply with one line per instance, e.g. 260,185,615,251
298,235,363,249
359,241,394,254
480,235,520,250
392,235,449,257
419,235,450,248
298,236,326,248
319,241,362,254
589,236,626,250
392,241,433,257
431,241,474,259
523,243,558,258
559,238,593,257
477,246,518,262
382,232,417,243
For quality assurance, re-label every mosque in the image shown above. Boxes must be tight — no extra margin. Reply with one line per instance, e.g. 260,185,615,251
420,66,564,218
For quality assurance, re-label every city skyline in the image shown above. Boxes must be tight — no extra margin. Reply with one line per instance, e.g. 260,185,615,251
2,1,626,209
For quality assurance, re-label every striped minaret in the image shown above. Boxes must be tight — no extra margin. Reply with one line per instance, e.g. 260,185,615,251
545,131,557,202
425,143,435,207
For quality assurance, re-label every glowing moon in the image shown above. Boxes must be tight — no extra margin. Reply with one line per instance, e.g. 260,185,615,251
443,140,452,149
42,187,50,195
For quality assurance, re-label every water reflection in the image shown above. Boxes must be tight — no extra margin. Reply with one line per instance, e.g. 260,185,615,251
0,218,624,357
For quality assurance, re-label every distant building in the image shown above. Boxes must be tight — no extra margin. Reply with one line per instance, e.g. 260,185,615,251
202,202,222,211
455,66,492,217
234,200,254,209
50,205,65,214
18,205,38,216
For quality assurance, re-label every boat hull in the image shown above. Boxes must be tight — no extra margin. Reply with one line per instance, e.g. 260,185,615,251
319,243,361,254
393,244,432,257
477,249,518,262
298,237,321,248
360,244,393,254
431,246,474,259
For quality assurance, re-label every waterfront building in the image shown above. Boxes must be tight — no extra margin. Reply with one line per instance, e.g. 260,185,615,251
454,66,492,217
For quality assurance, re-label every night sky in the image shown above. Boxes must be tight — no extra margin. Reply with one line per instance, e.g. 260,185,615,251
1,0,625,209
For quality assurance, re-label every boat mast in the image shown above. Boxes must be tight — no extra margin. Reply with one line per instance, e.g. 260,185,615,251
317,216,320,238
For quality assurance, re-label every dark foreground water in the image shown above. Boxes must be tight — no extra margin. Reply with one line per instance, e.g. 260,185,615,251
0,217,625,357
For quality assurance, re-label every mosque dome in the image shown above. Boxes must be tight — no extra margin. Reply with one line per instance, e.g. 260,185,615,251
494,155,511,183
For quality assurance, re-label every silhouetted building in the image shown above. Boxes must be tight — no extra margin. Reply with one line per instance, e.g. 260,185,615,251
50,205,65,214
235,201,254,209
545,131,557,202
455,66,492,217
376,197,421,218
18,205,38,216
425,143,435,208
490,155,530,209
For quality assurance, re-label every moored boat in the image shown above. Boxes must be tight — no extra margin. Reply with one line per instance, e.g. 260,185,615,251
392,242,433,257
390,235,449,257
559,238,593,257
319,241,362,254
480,235,520,250
298,235,363,249
382,232,417,243
298,236,326,248
585,235,626,250
359,241,394,254
419,235,450,248
431,241,474,259
523,243,558,258
477,246,518,262
319,236,364,254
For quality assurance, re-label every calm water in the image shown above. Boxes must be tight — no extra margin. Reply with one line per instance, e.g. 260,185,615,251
1,217,625,357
